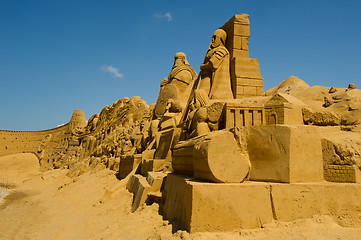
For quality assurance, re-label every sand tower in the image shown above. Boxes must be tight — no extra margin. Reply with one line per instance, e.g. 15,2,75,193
67,110,87,132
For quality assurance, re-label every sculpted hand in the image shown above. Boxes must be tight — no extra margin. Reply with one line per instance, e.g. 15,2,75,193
200,63,208,70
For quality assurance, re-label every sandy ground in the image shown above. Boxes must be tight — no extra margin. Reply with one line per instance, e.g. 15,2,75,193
1,153,361,240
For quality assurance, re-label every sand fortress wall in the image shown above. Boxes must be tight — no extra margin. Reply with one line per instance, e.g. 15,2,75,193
0,110,87,158
0,124,69,157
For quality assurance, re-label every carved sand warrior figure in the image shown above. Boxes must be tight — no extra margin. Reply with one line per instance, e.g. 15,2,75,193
198,29,233,99
154,52,197,117
150,52,197,137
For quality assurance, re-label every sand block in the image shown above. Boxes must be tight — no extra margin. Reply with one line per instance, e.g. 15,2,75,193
162,174,273,232
173,131,250,183
140,157,170,177
142,149,156,160
248,125,324,183
159,117,176,130
162,174,361,232
147,171,167,192
118,154,141,179
270,182,361,226
154,129,175,159
126,174,151,212
231,58,262,79
127,172,168,211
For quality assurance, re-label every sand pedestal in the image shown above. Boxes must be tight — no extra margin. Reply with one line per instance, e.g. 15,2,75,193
162,174,361,232
247,125,324,183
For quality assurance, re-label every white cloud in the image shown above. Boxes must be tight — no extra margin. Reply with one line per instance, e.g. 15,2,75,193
100,65,124,79
153,12,173,22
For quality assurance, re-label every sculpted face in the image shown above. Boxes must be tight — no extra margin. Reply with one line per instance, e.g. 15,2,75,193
211,34,222,48
210,29,226,48
173,57,184,68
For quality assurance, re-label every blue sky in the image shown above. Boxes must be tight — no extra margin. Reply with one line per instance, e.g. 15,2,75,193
0,0,360,130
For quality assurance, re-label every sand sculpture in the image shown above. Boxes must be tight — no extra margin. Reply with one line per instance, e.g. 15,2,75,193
1,13,361,234
198,29,233,99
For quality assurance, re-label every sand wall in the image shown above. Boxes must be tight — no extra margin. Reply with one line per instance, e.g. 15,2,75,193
0,124,69,157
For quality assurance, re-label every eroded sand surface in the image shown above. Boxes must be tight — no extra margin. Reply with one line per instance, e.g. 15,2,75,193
1,153,361,240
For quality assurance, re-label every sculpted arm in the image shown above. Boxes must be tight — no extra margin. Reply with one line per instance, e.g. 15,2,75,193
200,48,228,71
